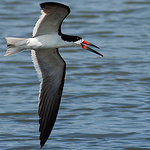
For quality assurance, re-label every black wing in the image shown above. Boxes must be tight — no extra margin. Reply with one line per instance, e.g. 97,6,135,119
31,48,66,147
33,2,70,37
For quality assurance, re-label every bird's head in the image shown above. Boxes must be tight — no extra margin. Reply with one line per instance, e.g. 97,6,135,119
61,34,103,57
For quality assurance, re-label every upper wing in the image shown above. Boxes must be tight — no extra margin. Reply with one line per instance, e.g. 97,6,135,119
33,2,70,37
31,48,66,148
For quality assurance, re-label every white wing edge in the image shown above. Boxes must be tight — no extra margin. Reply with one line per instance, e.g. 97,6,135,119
31,50,42,81
32,10,46,37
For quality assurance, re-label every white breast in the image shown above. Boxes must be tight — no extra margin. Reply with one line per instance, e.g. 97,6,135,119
27,34,79,50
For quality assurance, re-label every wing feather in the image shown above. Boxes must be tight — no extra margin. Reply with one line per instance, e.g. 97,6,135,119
33,2,70,37
31,48,66,147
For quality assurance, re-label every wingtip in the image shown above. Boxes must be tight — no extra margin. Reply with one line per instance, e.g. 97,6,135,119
40,140,45,148
40,2,70,13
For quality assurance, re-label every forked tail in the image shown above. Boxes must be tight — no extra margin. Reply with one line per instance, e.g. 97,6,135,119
4,37,27,56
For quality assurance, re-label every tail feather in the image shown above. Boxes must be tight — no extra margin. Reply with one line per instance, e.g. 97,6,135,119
5,37,27,56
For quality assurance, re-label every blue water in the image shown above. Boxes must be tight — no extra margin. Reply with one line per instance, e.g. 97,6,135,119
0,0,150,149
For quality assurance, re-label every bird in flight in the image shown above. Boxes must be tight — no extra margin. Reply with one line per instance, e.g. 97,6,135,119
4,2,103,148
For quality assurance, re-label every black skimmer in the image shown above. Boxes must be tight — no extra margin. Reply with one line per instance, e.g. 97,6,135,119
4,2,103,148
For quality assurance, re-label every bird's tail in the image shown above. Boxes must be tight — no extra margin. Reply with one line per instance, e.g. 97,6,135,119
4,37,27,56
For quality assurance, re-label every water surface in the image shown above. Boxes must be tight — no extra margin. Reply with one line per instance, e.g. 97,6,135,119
0,0,150,149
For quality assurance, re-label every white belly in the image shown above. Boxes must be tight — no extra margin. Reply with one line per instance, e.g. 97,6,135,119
27,34,77,49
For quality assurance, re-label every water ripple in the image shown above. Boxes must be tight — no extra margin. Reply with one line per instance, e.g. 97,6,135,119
0,0,150,149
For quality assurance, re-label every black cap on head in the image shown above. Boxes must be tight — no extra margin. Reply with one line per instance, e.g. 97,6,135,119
60,34,82,42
